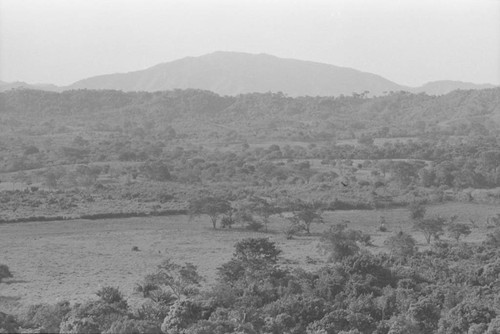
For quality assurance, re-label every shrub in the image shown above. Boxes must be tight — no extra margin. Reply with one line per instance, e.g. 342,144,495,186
384,231,417,257
318,224,361,262
145,259,204,298
131,246,140,251
161,299,204,334
148,289,177,306
62,300,128,333
246,220,264,231
96,286,127,307
20,301,71,333
135,300,171,322
408,201,426,221
0,264,13,283
134,281,160,298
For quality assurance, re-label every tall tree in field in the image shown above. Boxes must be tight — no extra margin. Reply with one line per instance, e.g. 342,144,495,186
413,216,445,244
288,199,324,235
242,196,277,231
188,196,231,229
447,222,471,242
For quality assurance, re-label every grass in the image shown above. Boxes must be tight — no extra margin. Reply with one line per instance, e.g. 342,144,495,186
0,201,499,314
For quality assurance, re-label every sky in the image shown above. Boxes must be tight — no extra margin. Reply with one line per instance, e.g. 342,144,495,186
0,0,499,87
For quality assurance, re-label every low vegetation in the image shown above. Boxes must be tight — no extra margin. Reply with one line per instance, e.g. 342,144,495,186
1,88,500,332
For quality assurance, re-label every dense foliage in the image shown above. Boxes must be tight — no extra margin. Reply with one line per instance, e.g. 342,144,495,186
5,233,500,333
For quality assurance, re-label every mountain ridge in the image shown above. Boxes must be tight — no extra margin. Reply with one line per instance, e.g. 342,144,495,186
1,52,497,96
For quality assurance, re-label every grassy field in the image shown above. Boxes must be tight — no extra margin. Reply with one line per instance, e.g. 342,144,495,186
1,201,499,314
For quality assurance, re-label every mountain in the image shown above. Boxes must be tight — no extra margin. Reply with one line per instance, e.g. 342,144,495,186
411,80,496,95
0,80,60,92
68,51,406,97
2,52,497,96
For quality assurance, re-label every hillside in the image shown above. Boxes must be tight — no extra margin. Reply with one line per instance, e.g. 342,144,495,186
411,80,496,95
1,88,500,142
0,80,59,92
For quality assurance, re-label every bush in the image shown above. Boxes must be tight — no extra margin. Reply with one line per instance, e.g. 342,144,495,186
135,300,171,322
384,231,417,257
96,286,127,307
246,220,264,231
20,301,71,333
161,299,204,334
318,224,361,262
148,289,177,305
408,201,426,220
234,238,281,264
145,259,204,298
0,264,13,283
134,282,160,298
63,300,128,333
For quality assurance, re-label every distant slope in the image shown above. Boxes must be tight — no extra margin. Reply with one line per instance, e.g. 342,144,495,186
68,51,407,97
0,80,60,92
2,87,500,137
411,80,496,95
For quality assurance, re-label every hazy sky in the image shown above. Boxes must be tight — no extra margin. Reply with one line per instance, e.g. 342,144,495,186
1,0,499,86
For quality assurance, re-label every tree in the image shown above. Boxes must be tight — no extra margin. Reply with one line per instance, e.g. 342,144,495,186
413,216,445,244
243,196,277,231
447,222,471,242
188,196,231,229
288,200,324,235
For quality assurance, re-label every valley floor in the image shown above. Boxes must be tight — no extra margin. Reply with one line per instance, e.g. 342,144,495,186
1,201,498,314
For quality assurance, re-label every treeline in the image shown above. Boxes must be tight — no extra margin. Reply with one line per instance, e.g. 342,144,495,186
1,88,500,136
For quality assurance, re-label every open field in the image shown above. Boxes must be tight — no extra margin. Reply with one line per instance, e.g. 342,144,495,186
1,201,499,314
